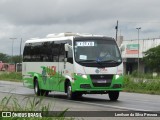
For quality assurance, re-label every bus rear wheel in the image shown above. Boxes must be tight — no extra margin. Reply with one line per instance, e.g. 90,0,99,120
108,91,119,101
34,80,41,96
41,90,49,96
34,80,49,96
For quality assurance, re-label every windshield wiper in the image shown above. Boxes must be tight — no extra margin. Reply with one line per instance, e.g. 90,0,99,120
78,60,97,63
101,60,118,63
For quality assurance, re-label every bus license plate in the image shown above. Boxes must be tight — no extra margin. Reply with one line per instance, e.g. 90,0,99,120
97,80,107,83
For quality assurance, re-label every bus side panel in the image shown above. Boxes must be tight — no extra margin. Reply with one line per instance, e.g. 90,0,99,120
59,62,74,92
22,62,60,91
22,62,34,88
58,61,65,92
23,76,34,89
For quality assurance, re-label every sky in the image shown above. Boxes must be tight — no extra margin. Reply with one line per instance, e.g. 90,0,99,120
0,0,160,55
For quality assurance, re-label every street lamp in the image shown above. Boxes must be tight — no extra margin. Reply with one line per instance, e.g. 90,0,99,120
10,38,17,63
136,27,141,76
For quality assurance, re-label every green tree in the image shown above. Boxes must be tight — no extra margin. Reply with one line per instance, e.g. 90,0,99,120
0,52,22,63
143,45,160,72
0,53,10,62
12,55,22,63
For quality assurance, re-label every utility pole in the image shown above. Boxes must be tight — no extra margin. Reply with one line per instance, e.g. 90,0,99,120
10,38,17,63
115,20,118,41
136,27,141,77
19,38,22,63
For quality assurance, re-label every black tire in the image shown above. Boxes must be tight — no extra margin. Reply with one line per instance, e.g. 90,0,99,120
76,93,83,98
41,90,49,96
34,80,49,96
34,80,41,96
67,83,76,100
108,91,119,101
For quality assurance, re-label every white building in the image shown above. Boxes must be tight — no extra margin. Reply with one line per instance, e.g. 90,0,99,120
117,36,160,74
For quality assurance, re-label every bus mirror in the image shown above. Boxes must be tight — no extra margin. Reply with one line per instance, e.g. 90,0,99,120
65,43,69,51
64,58,67,62
65,43,72,51
119,44,125,52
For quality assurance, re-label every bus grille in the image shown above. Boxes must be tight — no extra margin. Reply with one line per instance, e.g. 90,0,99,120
90,75,113,87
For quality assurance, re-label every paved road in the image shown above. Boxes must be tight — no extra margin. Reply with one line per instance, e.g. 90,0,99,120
0,80,160,119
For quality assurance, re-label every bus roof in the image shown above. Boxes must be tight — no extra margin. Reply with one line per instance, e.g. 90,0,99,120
25,32,114,43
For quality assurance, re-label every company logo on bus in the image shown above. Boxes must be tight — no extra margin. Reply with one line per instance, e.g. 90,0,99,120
95,69,100,73
41,66,56,84
95,68,107,74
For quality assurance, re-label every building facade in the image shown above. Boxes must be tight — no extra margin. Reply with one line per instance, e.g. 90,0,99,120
117,36,160,74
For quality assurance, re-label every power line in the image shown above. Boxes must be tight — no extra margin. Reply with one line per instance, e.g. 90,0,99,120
119,21,160,23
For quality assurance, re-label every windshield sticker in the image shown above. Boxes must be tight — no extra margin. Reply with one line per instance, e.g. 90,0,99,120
77,42,94,46
79,55,87,60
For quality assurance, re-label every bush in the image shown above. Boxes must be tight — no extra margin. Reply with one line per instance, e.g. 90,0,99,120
0,72,22,82
0,95,69,120
123,75,160,94
130,71,160,79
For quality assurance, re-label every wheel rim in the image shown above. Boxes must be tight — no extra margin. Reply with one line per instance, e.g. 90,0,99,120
67,86,72,98
35,82,38,94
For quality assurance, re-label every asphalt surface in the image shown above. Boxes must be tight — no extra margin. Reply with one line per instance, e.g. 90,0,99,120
0,80,160,120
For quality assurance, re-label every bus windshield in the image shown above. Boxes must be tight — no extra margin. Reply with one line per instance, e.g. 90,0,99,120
74,38,122,67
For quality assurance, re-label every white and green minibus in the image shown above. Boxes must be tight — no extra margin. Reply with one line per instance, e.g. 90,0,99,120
22,33,123,101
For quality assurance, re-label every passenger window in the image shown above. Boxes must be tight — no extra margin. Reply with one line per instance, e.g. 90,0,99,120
67,47,73,64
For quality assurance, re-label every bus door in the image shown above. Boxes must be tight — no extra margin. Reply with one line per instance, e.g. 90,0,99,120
58,43,74,91
46,42,60,91
58,43,66,91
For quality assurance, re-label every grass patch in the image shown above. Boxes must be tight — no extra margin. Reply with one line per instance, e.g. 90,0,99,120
131,71,160,79
0,72,22,82
123,75,160,95
0,95,72,120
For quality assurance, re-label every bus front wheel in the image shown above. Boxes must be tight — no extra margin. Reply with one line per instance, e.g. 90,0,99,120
67,83,76,100
108,91,119,101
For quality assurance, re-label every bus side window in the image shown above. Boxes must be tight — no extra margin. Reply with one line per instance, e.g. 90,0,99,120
23,43,32,62
67,47,73,64
59,43,65,62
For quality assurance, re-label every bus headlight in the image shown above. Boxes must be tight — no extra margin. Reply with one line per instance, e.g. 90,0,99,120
82,75,88,79
76,73,88,79
115,75,120,79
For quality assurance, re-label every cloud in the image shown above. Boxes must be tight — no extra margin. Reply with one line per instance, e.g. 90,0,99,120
2,0,158,25
0,0,160,55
